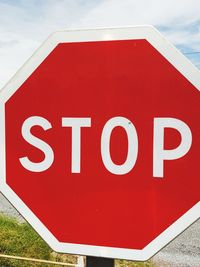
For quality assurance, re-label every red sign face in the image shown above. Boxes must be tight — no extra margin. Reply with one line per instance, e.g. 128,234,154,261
0,27,200,261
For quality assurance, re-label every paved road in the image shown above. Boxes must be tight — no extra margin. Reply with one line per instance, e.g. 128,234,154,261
0,193,199,266
0,192,24,222
152,219,200,267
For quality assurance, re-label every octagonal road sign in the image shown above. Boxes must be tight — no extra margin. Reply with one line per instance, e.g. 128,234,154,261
0,26,200,261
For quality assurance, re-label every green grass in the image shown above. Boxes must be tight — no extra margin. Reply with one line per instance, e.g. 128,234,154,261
0,214,154,267
116,260,154,267
0,214,76,267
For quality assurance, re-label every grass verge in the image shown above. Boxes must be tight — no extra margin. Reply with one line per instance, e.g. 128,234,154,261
0,213,154,267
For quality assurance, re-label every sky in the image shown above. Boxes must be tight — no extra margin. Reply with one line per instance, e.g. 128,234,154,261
0,0,200,88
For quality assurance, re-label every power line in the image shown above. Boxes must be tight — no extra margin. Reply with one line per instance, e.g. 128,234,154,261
183,51,200,55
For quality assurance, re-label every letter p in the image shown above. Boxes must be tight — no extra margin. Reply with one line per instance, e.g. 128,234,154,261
153,118,192,178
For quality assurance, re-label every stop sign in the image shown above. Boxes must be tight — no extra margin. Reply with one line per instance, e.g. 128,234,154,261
0,26,200,261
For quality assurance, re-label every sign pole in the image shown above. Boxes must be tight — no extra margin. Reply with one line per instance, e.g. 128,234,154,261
86,256,114,267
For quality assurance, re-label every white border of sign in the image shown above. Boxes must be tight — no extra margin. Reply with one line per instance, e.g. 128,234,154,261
0,26,199,261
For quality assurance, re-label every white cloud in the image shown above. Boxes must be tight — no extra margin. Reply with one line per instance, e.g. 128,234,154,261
81,0,200,27
0,0,96,87
0,0,200,88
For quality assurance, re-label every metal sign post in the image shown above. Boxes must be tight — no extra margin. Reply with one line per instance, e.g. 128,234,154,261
86,256,114,267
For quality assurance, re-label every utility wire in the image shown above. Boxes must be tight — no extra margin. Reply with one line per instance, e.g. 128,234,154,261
0,253,77,266
183,51,200,55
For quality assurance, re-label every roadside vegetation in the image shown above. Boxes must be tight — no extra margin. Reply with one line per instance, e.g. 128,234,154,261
0,214,154,267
